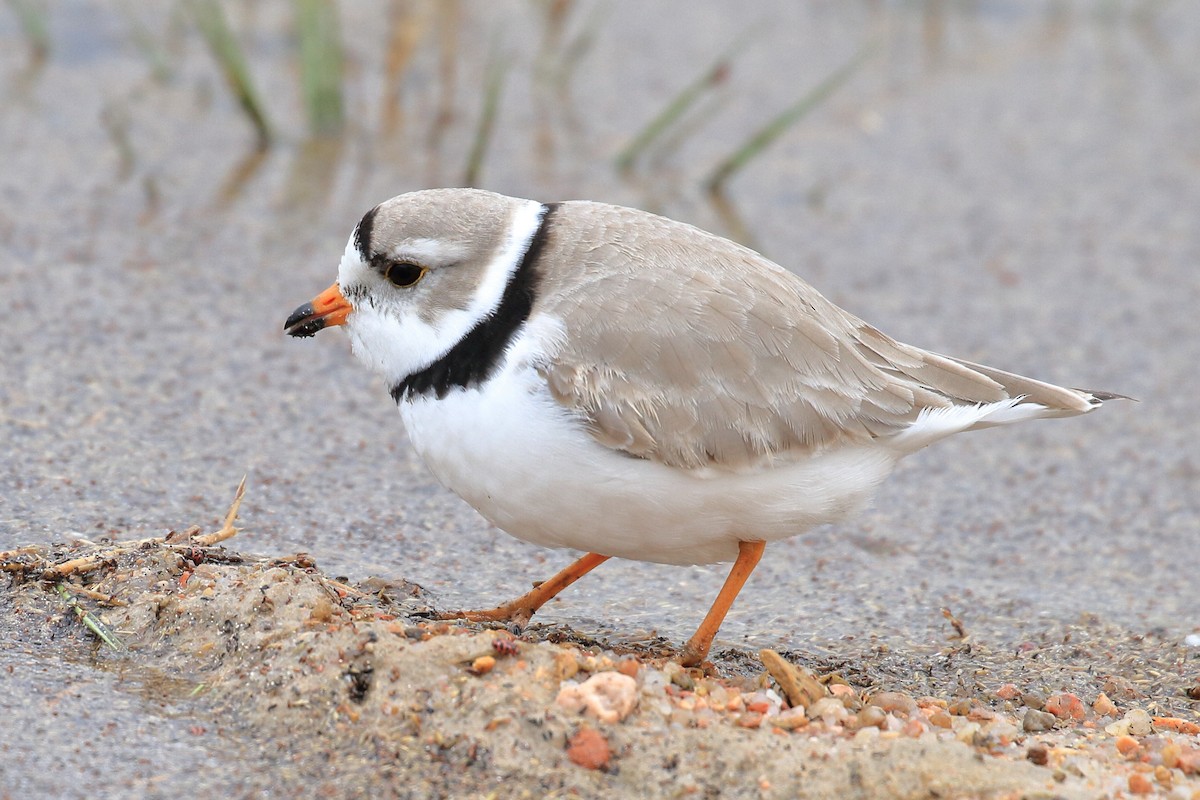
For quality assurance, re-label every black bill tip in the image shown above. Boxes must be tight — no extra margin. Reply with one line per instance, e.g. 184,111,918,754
284,302,325,338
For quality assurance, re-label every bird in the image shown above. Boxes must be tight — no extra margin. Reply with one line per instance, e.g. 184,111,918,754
284,188,1122,666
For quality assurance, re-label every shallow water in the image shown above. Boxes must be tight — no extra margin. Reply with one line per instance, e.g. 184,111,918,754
2,1,1199,795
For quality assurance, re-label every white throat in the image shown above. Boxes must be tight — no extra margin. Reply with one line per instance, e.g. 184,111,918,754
343,199,546,390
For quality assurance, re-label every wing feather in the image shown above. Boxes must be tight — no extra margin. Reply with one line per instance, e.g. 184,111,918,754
531,202,1088,470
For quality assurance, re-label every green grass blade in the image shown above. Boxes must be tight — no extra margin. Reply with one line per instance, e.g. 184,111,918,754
118,1,173,82
463,48,510,187
188,0,272,147
705,46,873,192
293,0,345,136
6,0,50,57
56,583,126,652
615,24,759,173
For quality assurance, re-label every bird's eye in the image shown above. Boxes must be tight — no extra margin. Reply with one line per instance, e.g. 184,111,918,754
384,261,426,288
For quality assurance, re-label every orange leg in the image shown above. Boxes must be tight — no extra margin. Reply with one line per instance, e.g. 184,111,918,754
680,540,766,667
440,552,610,630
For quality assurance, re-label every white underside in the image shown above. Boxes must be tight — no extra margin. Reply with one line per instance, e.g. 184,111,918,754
397,326,919,566
395,309,1070,566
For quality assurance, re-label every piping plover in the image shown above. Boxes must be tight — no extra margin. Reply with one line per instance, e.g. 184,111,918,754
285,188,1121,665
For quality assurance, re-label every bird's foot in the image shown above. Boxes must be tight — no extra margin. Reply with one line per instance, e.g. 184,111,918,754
436,604,536,632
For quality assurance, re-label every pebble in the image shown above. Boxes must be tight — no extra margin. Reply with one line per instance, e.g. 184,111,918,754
1045,693,1085,721
556,672,639,723
994,683,1021,701
469,655,496,675
1022,691,1046,711
869,691,917,717
566,726,611,770
1027,744,1049,765
1092,692,1118,717
1115,736,1140,757
1106,708,1154,737
947,699,974,716
769,707,808,730
1023,709,1057,733
927,710,953,730
1128,773,1153,795
809,697,849,725
735,711,764,729
758,649,828,709
855,706,887,730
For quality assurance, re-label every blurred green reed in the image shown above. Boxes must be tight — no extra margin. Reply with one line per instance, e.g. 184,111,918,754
6,0,50,58
463,46,511,187
294,0,345,136
188,0,273,147
615,25,759,173
705,47,872,192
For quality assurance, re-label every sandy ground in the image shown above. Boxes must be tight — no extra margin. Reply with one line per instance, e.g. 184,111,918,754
3,526,1198,799
2,2,1199,797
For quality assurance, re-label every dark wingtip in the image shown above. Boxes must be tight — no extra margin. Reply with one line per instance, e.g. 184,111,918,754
284,302,325,338
1077,389,1138,404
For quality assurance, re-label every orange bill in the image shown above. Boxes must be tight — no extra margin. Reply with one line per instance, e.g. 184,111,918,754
284,282,351,338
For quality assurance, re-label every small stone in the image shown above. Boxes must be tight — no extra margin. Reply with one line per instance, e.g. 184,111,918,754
556,672,639,723
829,683,859,707
947,699,973,716
758,649,828,709
616,657,639,679
1154,716,1200,734
1162,743,1182,769
1022,691,1046,711
1092,692,1118,717
1115,735,1140,757
928,710,953,729
1154,765,1172,786
769,706,809,730
855,706,887,729
1023,709,1057,733
809,697,849,725
1045,692,1085,720
736,711,764,728
1027,744,1049,766
470,655,496,675
1125,708,1154,736
566,726,611,770
1128,773,1153,795
995,683,1021,701
869,691,917,717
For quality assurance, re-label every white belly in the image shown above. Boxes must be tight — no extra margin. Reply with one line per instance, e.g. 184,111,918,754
397,359,898,566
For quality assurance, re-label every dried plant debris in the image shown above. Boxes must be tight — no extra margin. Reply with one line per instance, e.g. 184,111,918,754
2,482,1197,797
